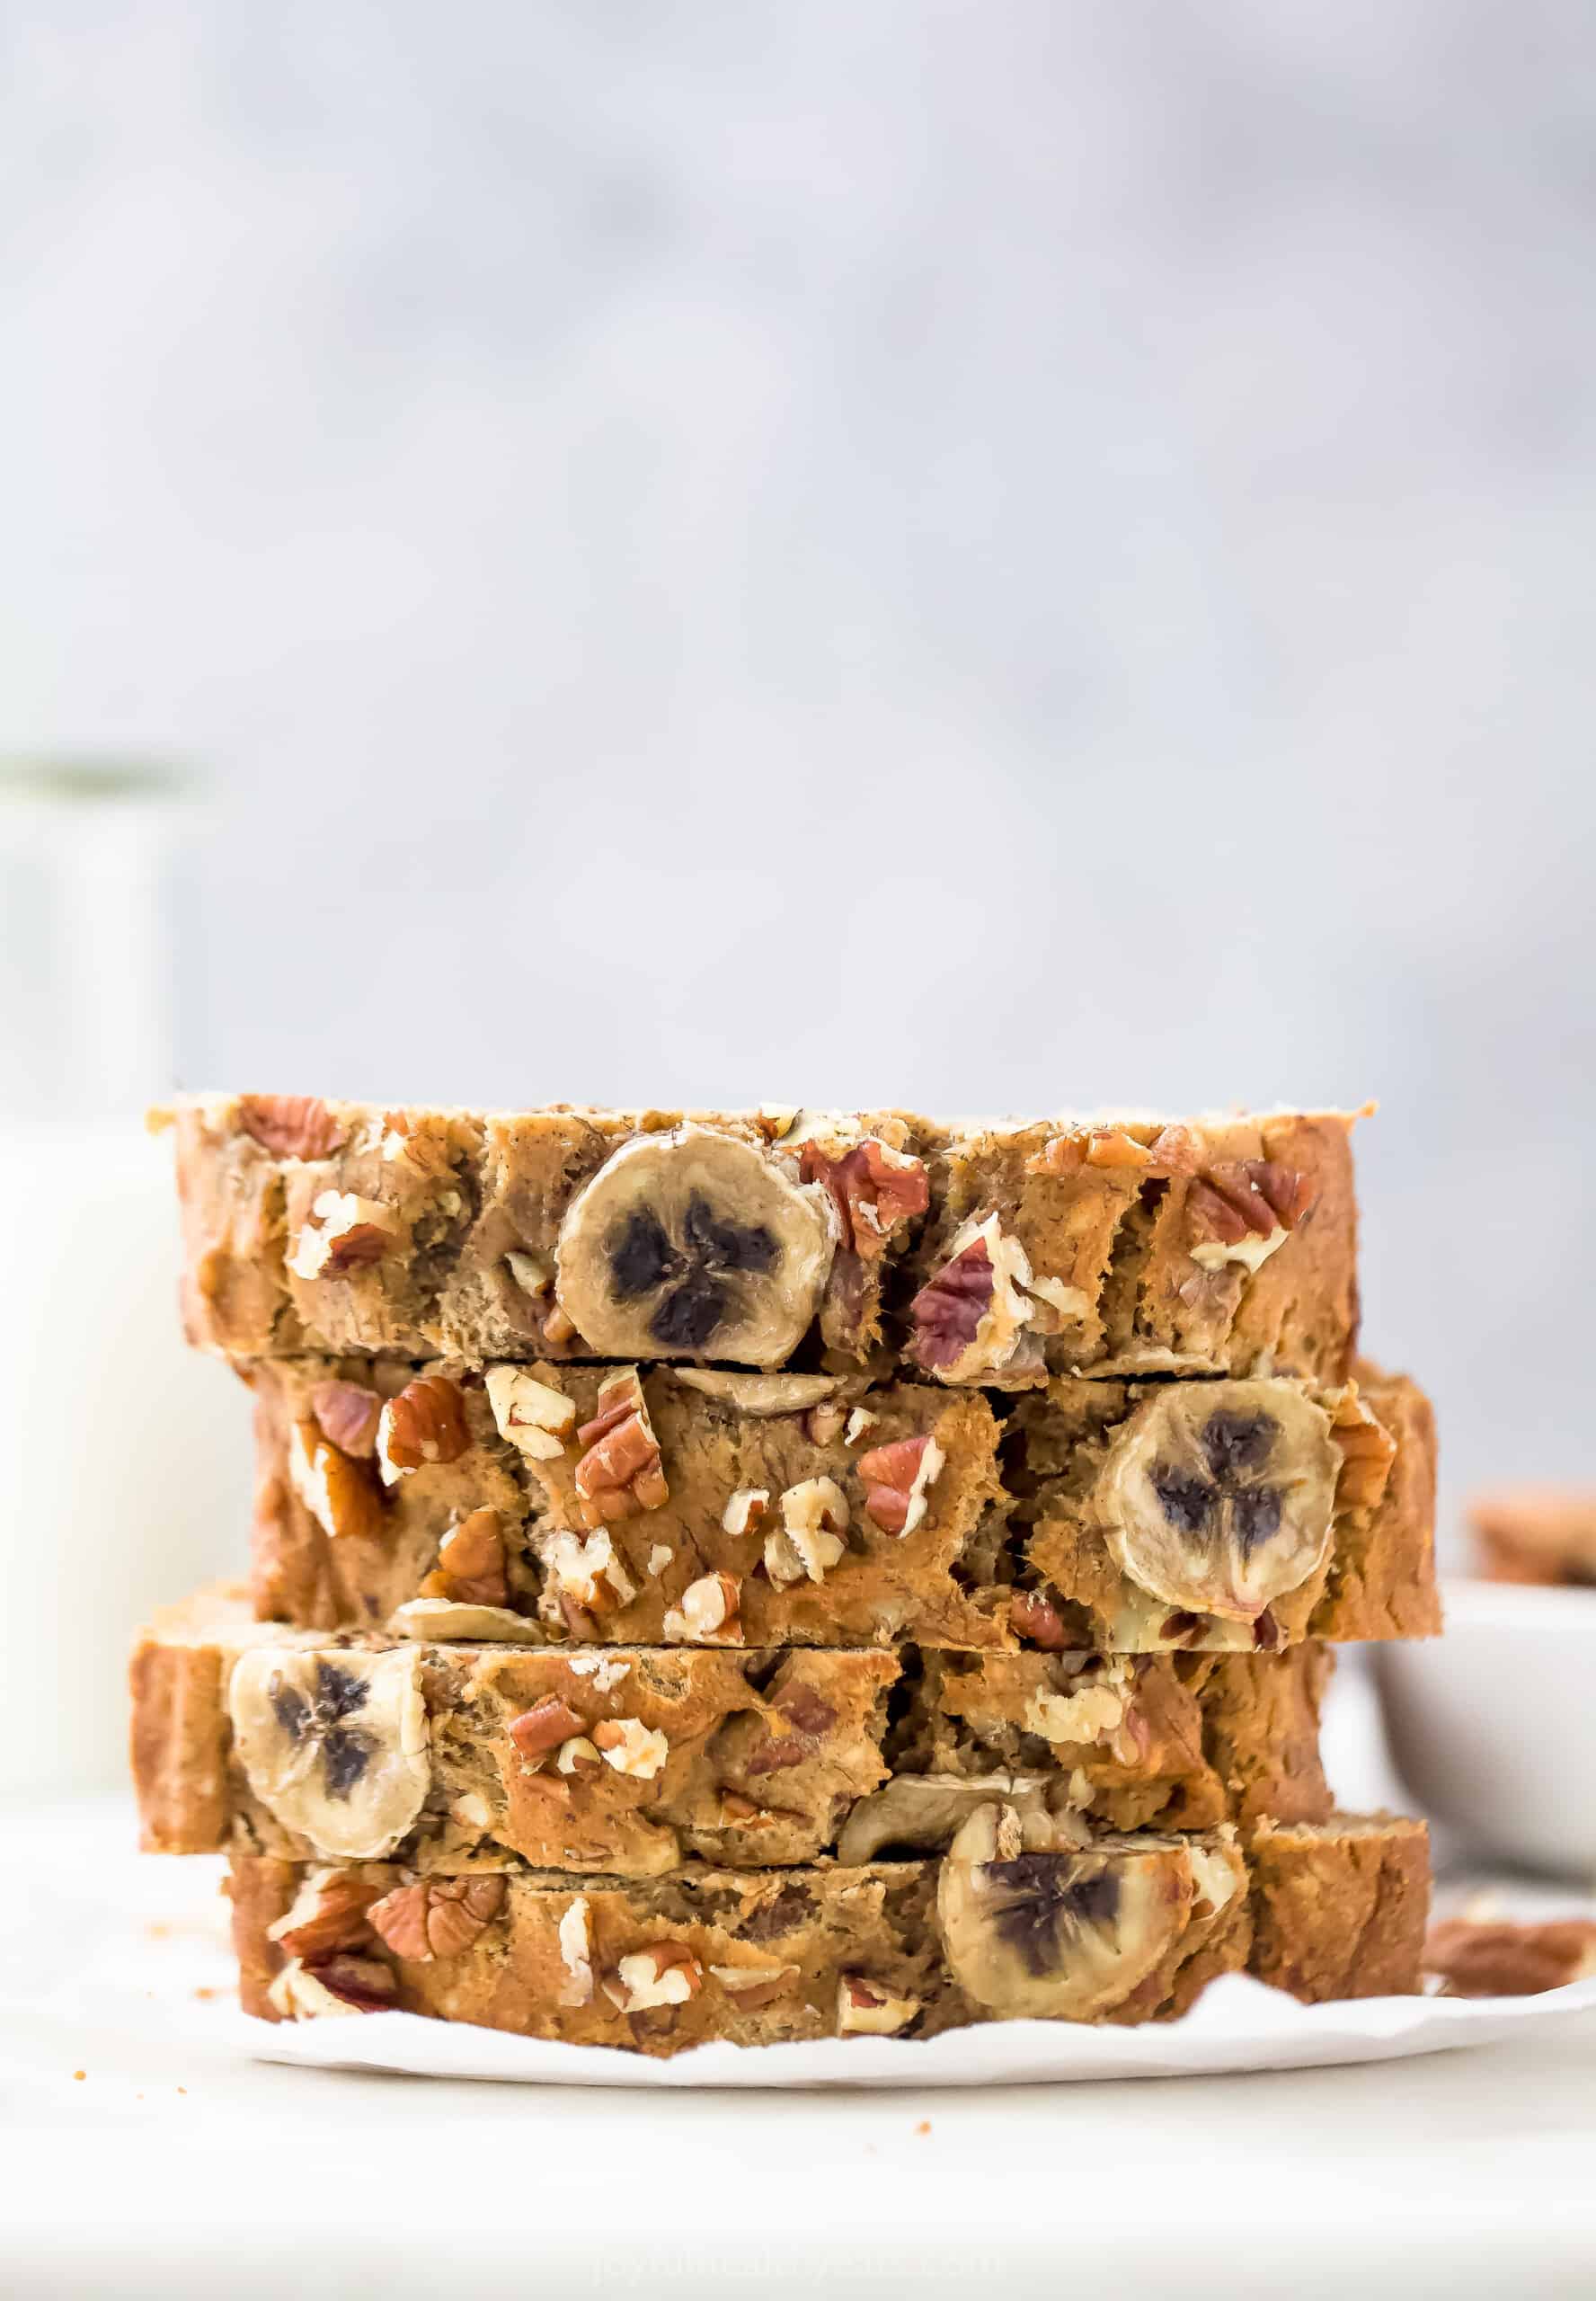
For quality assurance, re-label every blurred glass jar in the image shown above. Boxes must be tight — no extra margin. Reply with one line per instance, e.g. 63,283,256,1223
0,762,252,1800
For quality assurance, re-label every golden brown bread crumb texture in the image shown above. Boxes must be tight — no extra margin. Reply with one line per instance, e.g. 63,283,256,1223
1247,1815,1431,2001
226,1812,1427,2056
164,1097,1361,1385
238,1353,1436,1651
130,1591,1333,1872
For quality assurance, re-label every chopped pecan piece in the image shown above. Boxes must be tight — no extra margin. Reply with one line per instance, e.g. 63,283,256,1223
777,1684,838,1737
237,1095,347,1161
421,1506,509,1607
484,1366,576,1461
573,1370,669,1528
288,1191,399,1279
663,1570,742,1643
800,1137,929,1259
1025,1126,1156,1177
1009,1591,1068,1651
719,1790,771,1824
557,1896,594,2006
1026,1123,1201,1181
710,1961,799,2008
838,1976,920,2034
1329,1383,1398,1515
268,1870,378,1960
857,1432,945,1536
288,1422,386,1542
377,1375,471,1478
743,1685,838,1777
602,1942,703,2013
592,1718,669,1779
536,1526,637,1621
310,1379,383,1458
763,1477,848,1587
300,1953,398,2012
1159,1610,1206,1647
722,1487,769,1538
907,1215,1047,1381
367,1876,507,1962
909,1226,1000,1371
554,1735,603,1776
509,1696,590,1762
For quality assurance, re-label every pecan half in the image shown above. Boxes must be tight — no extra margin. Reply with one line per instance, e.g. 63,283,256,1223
377,1375,471,1477
857,1432,945,1536
310,1379,384,1459
367,1876,506,1962
421,1506,508,1606
573,1370,668,1528
1187,1159,1315,1252
237,1095,347,1161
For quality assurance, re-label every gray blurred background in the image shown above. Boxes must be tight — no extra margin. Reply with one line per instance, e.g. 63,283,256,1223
3,0,1593,1534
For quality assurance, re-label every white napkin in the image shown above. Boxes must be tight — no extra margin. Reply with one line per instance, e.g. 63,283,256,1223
228,1968,1596,2089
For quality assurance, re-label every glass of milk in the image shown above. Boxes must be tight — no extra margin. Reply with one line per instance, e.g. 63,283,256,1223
0,763,253,1799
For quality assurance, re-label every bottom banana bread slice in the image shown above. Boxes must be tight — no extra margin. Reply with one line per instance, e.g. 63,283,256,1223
228,1811,1428,2056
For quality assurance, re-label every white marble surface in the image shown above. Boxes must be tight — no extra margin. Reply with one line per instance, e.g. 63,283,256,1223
4,1796,1595,2298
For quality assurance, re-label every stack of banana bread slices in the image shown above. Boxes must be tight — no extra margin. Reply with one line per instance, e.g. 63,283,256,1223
132,1097,1438,2056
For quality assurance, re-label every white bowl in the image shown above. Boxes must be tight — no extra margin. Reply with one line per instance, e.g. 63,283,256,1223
1372,1578,1596,1879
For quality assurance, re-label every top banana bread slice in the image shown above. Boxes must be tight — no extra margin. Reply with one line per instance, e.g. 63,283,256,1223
159,1097,1361,1383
